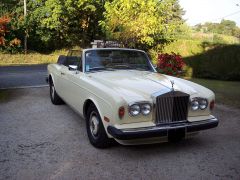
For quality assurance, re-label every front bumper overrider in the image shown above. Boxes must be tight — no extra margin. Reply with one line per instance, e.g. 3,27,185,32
107,118,219,140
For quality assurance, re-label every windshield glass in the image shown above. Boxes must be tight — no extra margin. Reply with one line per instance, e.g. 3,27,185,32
85,49,153,72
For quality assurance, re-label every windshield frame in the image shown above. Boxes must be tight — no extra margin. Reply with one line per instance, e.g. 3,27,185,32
83,48,156,73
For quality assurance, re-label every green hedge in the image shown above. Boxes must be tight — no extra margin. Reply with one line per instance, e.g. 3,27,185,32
184,45,240,81
162,39,204,57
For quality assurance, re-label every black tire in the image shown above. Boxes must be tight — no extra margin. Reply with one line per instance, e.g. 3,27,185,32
49,78,64,105
86,104,111,148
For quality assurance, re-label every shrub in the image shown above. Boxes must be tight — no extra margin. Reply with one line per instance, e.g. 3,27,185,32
184,45,240,81
0,15,21,53
157,53,185,76
0,16,10,46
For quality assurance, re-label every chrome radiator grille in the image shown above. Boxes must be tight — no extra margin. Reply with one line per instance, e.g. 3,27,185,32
155,91,189,124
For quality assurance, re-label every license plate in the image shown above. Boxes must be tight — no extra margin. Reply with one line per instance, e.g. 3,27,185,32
168,127,186,142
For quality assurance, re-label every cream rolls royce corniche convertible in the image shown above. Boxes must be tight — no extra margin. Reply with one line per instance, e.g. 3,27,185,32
47,48,218,148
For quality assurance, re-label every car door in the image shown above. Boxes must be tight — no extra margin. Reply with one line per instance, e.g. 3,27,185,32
56,50,77,98
56,64,69,99
58,50,86,115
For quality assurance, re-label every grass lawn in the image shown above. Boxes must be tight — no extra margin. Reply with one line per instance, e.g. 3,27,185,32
189,78,240,108
0,49,68,66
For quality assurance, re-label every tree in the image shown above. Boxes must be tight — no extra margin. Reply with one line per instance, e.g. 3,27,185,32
100,0,184,48
0,15,21,52
0,0,19,15
27,0,106,49
172,0,185,22
194,19,240,38
1,0,187,52
10,0,108,51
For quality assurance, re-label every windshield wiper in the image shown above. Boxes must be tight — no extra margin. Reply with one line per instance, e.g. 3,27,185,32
106,64,133,70
88,67,115,72
134,67,150,71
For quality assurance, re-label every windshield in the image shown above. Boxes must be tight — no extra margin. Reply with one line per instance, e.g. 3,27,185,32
85,49,153,72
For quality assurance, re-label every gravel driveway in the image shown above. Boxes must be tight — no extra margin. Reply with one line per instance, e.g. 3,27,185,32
0,87,240,180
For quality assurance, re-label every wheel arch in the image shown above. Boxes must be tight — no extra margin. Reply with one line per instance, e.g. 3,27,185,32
83,98,114,139
83,98,110,125
83,99,95,119
48,74,54,84
83,99,104,120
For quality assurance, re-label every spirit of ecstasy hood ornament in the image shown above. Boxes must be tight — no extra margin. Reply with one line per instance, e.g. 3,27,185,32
170,80,175,91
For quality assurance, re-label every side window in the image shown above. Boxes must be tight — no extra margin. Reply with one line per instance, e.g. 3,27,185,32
65,50,82,71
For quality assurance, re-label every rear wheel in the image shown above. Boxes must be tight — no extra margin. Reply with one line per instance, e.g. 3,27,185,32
86,104,111,148
49,78,64,105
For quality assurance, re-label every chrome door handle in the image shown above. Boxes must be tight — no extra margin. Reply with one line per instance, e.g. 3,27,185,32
61,72,65,75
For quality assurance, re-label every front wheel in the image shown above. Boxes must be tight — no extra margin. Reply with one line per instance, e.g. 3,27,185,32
49,79,64,105
86,104,111,148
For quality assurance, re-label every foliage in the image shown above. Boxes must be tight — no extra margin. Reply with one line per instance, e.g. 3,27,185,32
194,19,240,38
149,30,239,64
191,32,239,44
7,0,107,52
162,39,203,56
0,15,21,53
100,0,184,48
0,0,184,52
185,45,240,81
150,34,240,81
0,0,19,16
157,53,185,76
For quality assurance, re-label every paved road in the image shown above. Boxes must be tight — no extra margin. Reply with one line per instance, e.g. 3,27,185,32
0,65,48,89
0,87,239,179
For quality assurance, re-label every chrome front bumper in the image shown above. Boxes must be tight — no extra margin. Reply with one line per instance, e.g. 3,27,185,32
107,118,219,140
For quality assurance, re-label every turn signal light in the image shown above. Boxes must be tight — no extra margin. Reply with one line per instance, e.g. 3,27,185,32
118,106,125,119
210,100,215,111
104,116,110,122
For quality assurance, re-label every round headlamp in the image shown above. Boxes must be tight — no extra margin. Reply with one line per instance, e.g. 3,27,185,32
141,104,151,115
199,99,208,110
191,99,199,111
129,104,141,116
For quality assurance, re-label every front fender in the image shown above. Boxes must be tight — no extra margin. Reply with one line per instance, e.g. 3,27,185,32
84,96,116,138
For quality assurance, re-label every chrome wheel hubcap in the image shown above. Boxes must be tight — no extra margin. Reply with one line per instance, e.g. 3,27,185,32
89,112,99,138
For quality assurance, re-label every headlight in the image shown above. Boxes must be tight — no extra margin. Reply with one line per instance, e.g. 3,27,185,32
191,99,199,111
199,99,208,110
191,98,208,111
141,104,151,115
129,104,141,116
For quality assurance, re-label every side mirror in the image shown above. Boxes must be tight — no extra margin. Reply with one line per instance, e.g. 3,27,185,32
69,65,78,71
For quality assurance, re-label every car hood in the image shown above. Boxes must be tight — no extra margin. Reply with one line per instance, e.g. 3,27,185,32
88,70,205,102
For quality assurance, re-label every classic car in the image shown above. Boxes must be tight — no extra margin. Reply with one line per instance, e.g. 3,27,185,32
47,48,218,148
